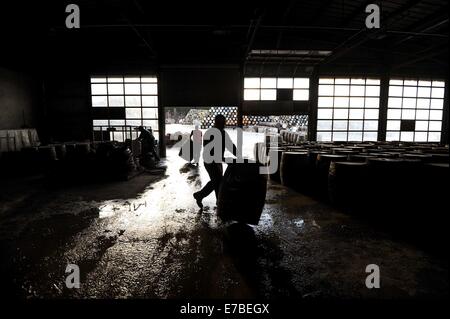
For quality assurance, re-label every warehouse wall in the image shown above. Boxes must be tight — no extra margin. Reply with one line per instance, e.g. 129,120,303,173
0,67,40,130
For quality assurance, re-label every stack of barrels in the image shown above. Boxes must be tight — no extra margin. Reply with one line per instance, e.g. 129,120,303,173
265,139,449,235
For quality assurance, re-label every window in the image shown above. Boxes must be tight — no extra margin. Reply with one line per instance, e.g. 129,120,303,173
244,77,310,101
386,79,445,142
91,76,158,142
317,77,380,142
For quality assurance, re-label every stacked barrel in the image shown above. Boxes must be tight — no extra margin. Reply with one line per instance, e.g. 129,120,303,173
266,138,449,240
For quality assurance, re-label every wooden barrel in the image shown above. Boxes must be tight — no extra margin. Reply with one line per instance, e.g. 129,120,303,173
267,148,285,183
280,151,309,190
328,161,368,208
75,142,91,157
348,154,376,163
65,143,77,159
316,154,348,197
217,160,267,225
38,145,57,162
51,144,67,160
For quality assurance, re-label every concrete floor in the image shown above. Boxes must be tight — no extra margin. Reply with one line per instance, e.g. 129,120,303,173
0,148,448,299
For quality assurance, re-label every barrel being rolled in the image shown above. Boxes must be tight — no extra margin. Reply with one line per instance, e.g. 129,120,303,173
217,160,267,225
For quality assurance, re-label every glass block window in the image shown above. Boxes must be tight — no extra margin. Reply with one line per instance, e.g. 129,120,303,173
386,79,445,142
91,76,158,142
243,77,310,101
317,78,380,142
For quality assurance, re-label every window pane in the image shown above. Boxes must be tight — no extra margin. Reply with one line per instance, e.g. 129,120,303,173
363,132,377,141
261,89,276,100
402,98,416,108
349,121,363,131
351,78,365,85
244,78,260,89
334,109,349,119
417,87,431,98
333,132,347,141
429,121,442,131
293,89,309,100
364,120,378,130
244,89,259,100
350,85,365,96
108,77,123,83
334,85,349,96
388,97,402,108
403,86,417,97
141,84,158,95
110,120,125,126
389,86,403,96
261,78,276,88
333,120,348,131
277,78,293,89
319,78,334,84
386,120,400,130
125,96,141,107
348,132,363,141
317,131,332,141
418,80,431,86
430,110,443,120
125,84,141,95
93,120,108,126
365,86,380,97
124,77,141,83
126,108,141,118
416,110,429,120
294,78,309,88
432,81,445,87
108,84,124,94
141,77,157,83
143,120,159,130
92,96,107,107
318,85,333,95
415,121,428,131
335,78,350,84
416,98,430,109
386,131,400,141
402,109,415,120
415,132,428,142
126,119,142,126
91,77,106,83
430,99,443,109
318,109,333,119
349,109,364,119
431,87,445,98
142,96,158,106
318,97,333,108
365,109,379,119
400,132,414,142
404,80,417,86
389,79,403,85
365,98,379,108
317,120,332,130
387,109,401,119
109,96,124,107
91,84,107,95
428,132,441,142
366,79,380,85
350,97,365,108
334,97,349,108
143,108,158,118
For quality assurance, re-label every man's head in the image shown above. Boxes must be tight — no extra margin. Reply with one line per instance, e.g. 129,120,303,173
138,126,144,132
214,114,226,130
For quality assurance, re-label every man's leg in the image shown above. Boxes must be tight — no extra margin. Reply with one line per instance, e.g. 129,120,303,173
194,163,223,208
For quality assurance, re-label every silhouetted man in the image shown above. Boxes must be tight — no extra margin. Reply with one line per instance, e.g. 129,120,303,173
193,114,237,209
138,126,160,161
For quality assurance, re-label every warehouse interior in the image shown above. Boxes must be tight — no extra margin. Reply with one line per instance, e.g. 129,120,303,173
0,0,448,301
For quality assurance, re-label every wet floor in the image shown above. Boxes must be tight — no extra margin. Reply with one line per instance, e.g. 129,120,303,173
0,148,448,299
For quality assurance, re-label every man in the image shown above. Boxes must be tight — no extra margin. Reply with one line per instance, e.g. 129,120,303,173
137,126,160,161
193,114,237,209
